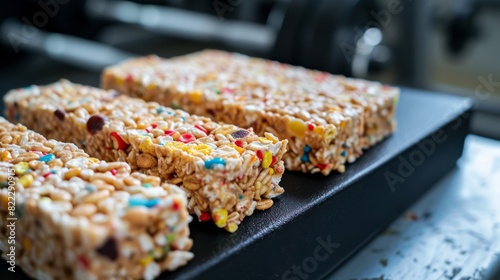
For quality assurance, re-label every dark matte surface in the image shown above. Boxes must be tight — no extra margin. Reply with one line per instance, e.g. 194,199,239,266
0,88,473,280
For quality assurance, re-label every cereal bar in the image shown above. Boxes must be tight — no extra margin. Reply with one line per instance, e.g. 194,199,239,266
0,118,193,279
4,80,288,233
102,50,399,175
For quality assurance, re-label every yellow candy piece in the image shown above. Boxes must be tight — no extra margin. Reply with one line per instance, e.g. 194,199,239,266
225,223,238,233
14,162,30,175
19,174,34,188
190,144,213,155
190,90,203,103
137,123,148,129
1,150,12,161
313,126,324,136
229,144,244,155
145,83,156,90
115,76,125,85
288,119,306,137
268,168,274,175
212,209,228,228
88,158,100,164
323,127,337,143
139,255,154,266
262,151,272,169
139,138,153,152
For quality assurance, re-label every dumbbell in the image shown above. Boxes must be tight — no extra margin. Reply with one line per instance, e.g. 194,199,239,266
1,0,390,78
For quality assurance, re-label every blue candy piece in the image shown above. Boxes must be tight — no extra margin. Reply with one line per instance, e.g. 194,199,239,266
85,185,96,192
341,150,346,157
204,158,226,169
39,154,55,163
1,181,7,188
300,153,310,163
303,144,312,153
129,197,161,208
156,107,165,114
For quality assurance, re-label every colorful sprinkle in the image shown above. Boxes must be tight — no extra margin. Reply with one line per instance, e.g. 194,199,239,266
81,140,86,147
85,185,96,192
204,158,226,169
110,169,118,176
14,162,29,175
1,182,7,188
341,150,346,157
256,150,263,160
139,255,154,266
164,129,176,136
226,223,238,233
156,107,165,114
271,156,277,166
177,133,196,144
262,151,272,169
199,212,211,222
212,209,228,228
54,109,66,120
307,123,315,131
128,197,161,208
39,153,55,163
153,246,170,262
172,200,180,211
231,129,249,139
234,139,243,147
269,168,274,175
288,119,306,137
110,132,129,150
78,255,90,270
304,145,312,153
300,154,310,163
191,91,203,103
317,163,329,170
86,115,106,135
19,174,34,188
142,183,151,188
194,124,208,134
221,87,234,94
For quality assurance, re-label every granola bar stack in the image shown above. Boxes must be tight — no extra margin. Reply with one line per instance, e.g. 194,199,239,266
102,50,399,175
4,80,288,232
0,118,193,279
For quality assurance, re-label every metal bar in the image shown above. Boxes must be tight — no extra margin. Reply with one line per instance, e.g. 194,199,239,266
85,0,276,52
0,19,135,71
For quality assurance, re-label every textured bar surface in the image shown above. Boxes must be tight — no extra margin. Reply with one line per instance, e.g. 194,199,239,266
0,118,192,280
4,80,288,232
102,50,399,175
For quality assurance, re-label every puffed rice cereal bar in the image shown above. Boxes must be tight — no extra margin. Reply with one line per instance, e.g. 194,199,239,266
4,80,288,233
102,50,399,175
0,117,193,280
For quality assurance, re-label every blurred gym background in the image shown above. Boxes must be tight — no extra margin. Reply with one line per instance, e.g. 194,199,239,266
0,0,499,139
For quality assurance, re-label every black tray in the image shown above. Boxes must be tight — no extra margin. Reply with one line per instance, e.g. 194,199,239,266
1,88,473,280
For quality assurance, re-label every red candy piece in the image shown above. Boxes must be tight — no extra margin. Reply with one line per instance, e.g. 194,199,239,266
110,132,129,150
317,163,329,170
86,115,106,135
234,140,243,147
125,74,133,83
177,133,195,143
164,129,176,136
110,169,117,176
256,150,263,160
145,128,151,133
221,87,234,94
307,123,315,131
194,124,208,135
43,172,51,178
172,201,180,211
199,212,211,222
78,255,90,270
271,156,277,166
152,123,158,129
